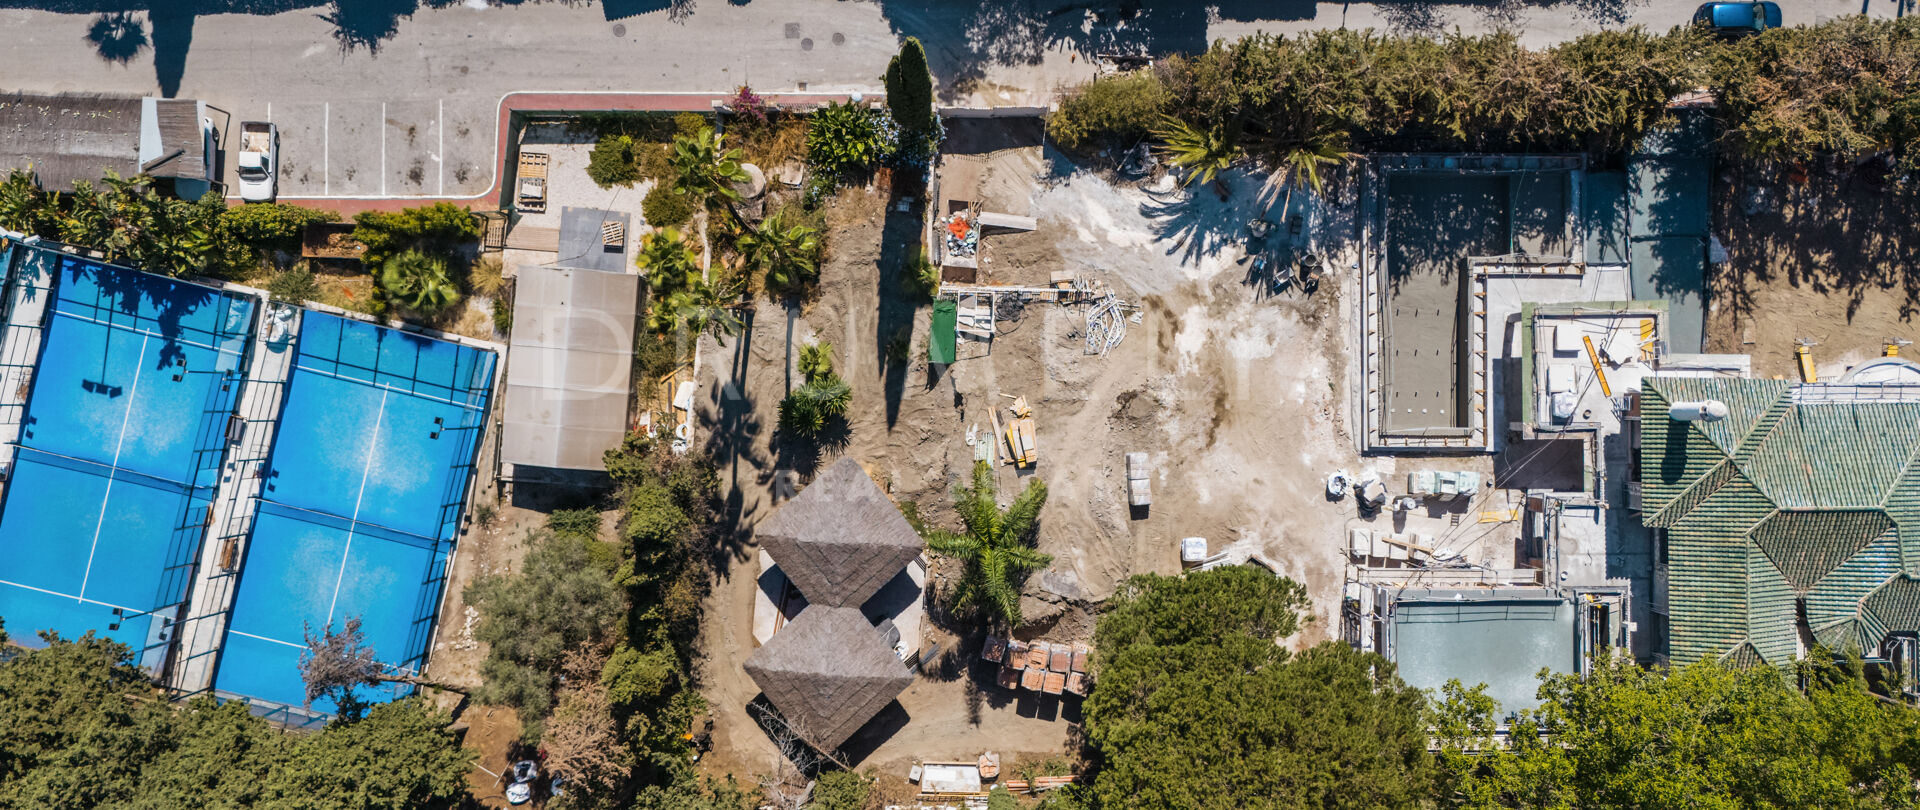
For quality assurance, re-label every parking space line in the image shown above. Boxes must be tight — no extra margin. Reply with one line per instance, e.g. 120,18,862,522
437,99,444,197
266,102,271,124
323,102,329,196
380,102,387,197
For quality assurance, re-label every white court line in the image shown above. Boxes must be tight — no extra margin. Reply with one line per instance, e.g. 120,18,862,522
0,577,145,615
78,335,148,602
325,388,388,627
228,628,306,650
53,310,242,357
292,362,488,411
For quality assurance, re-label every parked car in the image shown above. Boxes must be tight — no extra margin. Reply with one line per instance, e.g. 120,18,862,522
236,121,279,202
1693,1,1781,36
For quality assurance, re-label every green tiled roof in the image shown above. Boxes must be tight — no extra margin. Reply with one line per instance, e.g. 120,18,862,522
1865,577,1920,634
1744,403,1920,509
1806,528,1902,631
1639,378,1920,664
1747,543,1799,663
1752,510,1891,589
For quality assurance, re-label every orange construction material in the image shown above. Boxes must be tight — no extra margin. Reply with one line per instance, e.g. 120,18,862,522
1021,668,1046,691
1049,646,1071,673
1582,335,1612,397
1043,671,1067,694
1026,641,1051,670
947,217,972,239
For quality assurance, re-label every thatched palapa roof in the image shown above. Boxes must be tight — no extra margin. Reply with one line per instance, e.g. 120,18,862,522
756,457,923,608
744,605,914,751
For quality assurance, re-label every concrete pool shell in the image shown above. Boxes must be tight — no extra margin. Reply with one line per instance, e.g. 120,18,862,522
1359,155,1584,453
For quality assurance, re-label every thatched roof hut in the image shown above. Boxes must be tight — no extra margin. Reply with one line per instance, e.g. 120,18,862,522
744,605,914,751
755,457,923,608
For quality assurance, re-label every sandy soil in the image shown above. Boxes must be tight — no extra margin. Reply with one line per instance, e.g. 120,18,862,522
691,127,1369,785
1709,162,1920,379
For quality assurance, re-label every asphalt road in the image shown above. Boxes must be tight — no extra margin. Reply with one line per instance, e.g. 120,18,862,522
1,0,1906,202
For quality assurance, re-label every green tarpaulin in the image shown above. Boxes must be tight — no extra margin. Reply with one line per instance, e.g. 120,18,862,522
929,300,957,364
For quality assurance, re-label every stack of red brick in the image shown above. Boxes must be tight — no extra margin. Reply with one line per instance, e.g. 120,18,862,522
981,636,1089,696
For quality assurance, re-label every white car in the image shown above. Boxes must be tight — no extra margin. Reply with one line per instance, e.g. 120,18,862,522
236,121,278,202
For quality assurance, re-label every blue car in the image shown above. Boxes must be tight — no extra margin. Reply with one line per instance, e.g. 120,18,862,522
1693,1,1782,36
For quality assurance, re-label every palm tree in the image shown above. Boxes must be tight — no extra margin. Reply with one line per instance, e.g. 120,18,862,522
777,372,852,437
635,226,701,297
921,461,1052,629
797,340,834,381
738,209,820,292
1255,118,1355,196
1153,116,1243,189
378,250,460,315
668,127,750,210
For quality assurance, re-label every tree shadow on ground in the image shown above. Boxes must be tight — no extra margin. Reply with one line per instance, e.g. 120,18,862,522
876,189,926,430
704,306,771,580
85,11,147,63
1712,157,1920,325
875,0,1312,103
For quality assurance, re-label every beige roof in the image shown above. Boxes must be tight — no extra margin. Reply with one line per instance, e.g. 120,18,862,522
744,605,914,751
756,458,925,608
500,266,639,472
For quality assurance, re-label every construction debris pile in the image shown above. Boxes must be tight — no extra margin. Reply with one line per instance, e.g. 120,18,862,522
980,635,1089,697
944,211,979,260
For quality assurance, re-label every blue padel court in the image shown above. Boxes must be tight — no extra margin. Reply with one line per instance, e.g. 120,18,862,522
0,253,253,666
216,312,495,711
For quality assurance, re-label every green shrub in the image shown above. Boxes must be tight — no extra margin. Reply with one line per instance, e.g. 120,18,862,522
600,642,681,712
812,770,876,810
265,266,320,304
491,296,512,335
352,202,479,266
642,184,696,228
220,202,338,255
587,135,640,188
673,112,709,138
638,141,673,183
1048,71,1170,150
546,508,601,539
987,785,1020,810
621,483,690,548
806,101,887,182
903,245,939,301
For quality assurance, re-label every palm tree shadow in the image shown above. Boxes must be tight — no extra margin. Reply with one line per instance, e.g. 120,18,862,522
86,12,148,64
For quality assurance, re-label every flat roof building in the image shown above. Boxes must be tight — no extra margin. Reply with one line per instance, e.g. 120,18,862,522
499,265,639,480
0,92,216,199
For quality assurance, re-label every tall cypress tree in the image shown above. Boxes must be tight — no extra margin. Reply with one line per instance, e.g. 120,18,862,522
886,37,934,135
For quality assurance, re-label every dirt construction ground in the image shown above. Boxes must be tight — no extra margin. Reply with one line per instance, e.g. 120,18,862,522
690,120,1374,783
1709,161,1920,378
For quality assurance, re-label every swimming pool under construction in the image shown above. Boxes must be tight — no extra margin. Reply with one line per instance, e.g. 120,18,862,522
0,237,497,723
